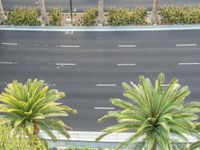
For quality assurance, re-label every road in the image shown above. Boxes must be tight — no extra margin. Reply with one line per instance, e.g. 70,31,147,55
2,0,200,11
0,29,200,131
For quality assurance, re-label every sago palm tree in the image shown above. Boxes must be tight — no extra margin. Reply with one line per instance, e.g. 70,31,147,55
97,0,104,25
39,0,48,24
0,79,77,141
96,73,200,150
0,0,6,21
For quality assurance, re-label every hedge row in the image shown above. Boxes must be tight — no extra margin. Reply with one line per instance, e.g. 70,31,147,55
6,7,62,26
160,5,200,24
4,5,200,26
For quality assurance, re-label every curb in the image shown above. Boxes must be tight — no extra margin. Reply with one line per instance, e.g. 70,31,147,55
1,24,200,32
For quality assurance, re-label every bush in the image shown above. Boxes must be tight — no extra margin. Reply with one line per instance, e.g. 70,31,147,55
49,8,62,26
0,125,48,150
82,8,98,26
160,5,200,24
7,7,40,25
108,7,147,26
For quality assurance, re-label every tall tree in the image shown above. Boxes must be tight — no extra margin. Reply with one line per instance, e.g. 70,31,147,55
0,79,77,141
151,0,159,24
39,0,48,24
96,73,200,150
97,0,104,25
0,0,6,21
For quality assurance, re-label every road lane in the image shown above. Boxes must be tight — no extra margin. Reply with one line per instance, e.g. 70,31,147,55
0,30,200,130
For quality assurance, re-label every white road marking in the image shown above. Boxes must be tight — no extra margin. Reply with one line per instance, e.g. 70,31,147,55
58,45,80,48
0,61,17,65
94,107,115,110
55,63,76,66
176,44,197,47
178,62,200,65
96,84,117,87
1,42,18,46
118,45,136,48
117,64,136,66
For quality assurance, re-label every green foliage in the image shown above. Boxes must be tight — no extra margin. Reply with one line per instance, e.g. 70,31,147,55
0,125,48,150
160,5,200,24
7,7,40,25
83,8,98,26
108,7,147,26
0,79,77,141
96,73,200,150
49,8,62,26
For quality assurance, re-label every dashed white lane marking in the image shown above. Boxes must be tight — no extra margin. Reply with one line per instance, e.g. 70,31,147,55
0,62,17,64
55,63,76,66
94,107,115,110
178,62,200,65
118,45,136,48
117,64,136,66
1,42,18,46
58,45,80,48
176,44,197,47
96,84,117,87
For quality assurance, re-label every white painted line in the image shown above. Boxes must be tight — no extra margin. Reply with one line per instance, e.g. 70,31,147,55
94,107,115,110
117,64,136,66
96,84,117,87
1,42,18,46
59,45,79,48
178,62,200,65
118,45,136,48
176,44,197,47
55,63,76,66
0,61,15,65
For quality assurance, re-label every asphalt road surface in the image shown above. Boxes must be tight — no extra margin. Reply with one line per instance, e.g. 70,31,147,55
0,29,200,131
2,0,200,11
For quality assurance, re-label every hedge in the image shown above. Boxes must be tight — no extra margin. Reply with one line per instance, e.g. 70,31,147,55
160,5,200,24
7,7,40,25
82,8,98,26
49,8,63,26
108,7,147,26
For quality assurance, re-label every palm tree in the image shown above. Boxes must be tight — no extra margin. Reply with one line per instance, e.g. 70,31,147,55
39,0,48,24
0,0,6,21
0,79,77,141
151,0,159,24
96,73,200,150
97,0,104,25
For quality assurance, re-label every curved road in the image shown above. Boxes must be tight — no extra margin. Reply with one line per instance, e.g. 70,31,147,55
2,0,200,11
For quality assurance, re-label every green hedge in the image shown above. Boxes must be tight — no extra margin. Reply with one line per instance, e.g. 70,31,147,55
160,5,200,24
49,8,62,26
108,7,147,26
7,7,40,25
82,8,98,26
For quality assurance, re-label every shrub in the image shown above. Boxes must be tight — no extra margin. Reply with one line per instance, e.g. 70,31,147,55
108,7,147,26
0,125,48,150
7,7,40,25
160,5,200,24
49,8,62,26
82,8,98,26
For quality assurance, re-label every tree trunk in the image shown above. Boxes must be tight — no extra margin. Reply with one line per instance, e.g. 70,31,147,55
97,0,104,25
151,140,158,150
39,0,48,24
0,0,6,21
151,0,159,24
33,124,40,136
